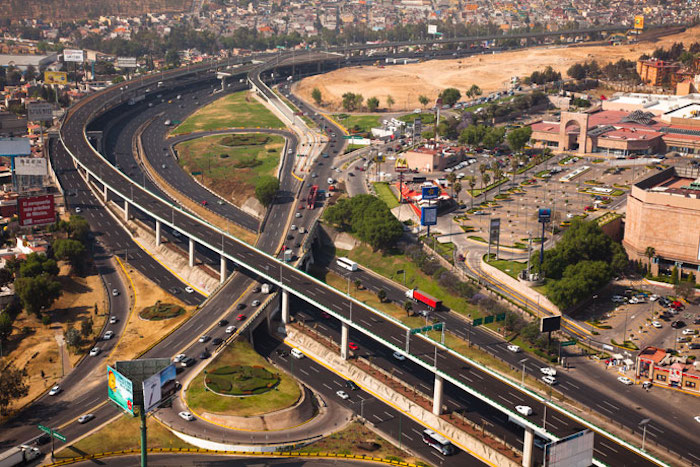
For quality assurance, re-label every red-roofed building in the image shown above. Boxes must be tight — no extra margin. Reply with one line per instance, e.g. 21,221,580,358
402,143,466,173
636,346,700,395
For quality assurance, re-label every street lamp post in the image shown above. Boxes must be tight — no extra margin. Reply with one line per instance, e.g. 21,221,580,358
519,358,528,387
639,418,650,451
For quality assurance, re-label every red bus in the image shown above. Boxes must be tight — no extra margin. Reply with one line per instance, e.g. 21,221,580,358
307,185,318,209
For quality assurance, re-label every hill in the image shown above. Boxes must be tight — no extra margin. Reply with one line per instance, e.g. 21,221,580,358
1,0,192,21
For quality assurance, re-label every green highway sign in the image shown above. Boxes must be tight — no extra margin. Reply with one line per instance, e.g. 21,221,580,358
472,318,483,327
561,340,577,347
410,323,443,335
191,171,202,176
38,425,66,442
496,312,506,322
37,424,51,434
484,315,494,324
53,432,67,442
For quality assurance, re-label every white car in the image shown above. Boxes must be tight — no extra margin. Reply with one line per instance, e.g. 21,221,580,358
225,325,236,334
336,390,350,400
290,224,297,231
541,375,557,385
89,347,101,357
515,405,533,416
649,294,659,302
618,376,633,385
251,300,260,307
185,286,194,294
682,329,696,335
507,344,521,353
49,385,61,396
103,330,114,340
392,351,406,361
651,321,662,328
112,289,119,297
109,316,118,324
198,335,210,343
540,367,557,377
78,413,95,424
178,411,195,421
75,207,82,213
611,295,626,303
173,353,186,363
695,416,700,424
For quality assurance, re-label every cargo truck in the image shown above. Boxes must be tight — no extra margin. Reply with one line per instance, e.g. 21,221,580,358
0,445,41,467
405,288,441,310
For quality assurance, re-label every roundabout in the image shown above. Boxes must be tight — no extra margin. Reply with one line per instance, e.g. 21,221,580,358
204,365,280,397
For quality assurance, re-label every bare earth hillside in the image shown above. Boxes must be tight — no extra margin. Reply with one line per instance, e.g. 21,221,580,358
295,26,700,112
1,0,191,21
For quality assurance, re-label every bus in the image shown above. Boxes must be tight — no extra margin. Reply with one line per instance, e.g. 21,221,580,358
307,185,318,209
337,257,358,272
422,429,455,455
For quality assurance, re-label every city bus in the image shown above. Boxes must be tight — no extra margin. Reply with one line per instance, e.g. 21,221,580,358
422,429,455,455
337,257,358,272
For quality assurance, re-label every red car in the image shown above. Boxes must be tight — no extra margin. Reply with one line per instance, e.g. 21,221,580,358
298,204,305,210
201,200,208,206
236,313,246,321
348,342,359,351
321,311,331,319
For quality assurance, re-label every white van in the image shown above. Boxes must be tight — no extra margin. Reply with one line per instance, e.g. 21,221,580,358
290,348,304,359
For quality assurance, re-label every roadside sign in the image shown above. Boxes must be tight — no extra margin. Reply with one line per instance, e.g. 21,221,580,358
53,432,67,442
28,102,54,122
37,424,51,434
410,323,443,334
38,425,66,442
191,171,202,176
472,318,483,327
561,340,577,347
484,315,495,324
496,312,506,322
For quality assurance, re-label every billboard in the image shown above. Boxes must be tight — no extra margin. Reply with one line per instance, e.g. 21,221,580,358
63,49,84,63
634,15,645,30
538,208,551,223
395,157,409,173
116,57,138,68
0,138,31,156
428,24,438,35
27,102,54,122
421,205,438,226
44,71,68,85
544,429,594,467
18,195,55,227
422,186,440,200
15,157,47,176
142,364,177,413
489,218,501,243
540,315,562,333
108,365,134,414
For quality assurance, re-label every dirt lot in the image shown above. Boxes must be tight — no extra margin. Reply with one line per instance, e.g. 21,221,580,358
296,25,700,112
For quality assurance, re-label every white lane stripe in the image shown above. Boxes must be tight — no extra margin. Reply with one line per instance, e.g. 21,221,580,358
599,441,619,453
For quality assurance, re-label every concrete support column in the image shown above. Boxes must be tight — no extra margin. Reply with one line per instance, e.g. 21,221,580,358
103,183,108,201
188,238,195,268
220,255,226,283
281,290,289,324
340,322,349,360
123,200,129,222
155,220,161,247
432,374,444,416
522,428,534,467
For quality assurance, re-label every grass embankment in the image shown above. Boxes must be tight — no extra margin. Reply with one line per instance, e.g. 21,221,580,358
175,133,284,207
139,302,185,320
186,340,301,416
487,258,528,280
372,182,399,209
397,112,436,124
333,114,381,134
172,91,285,134
205,365,280,396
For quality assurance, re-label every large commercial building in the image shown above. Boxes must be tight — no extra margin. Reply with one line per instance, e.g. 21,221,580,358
623,166,700,282
401,143,465,173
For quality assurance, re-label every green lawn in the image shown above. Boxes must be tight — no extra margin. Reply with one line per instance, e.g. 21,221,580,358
372,182,399,209
487,258,528,279
186,340,301,417
172,91,285,135
175,133,284,206
397,112,436,124
139,302,185,320
344,143,364,154
333,114,382,134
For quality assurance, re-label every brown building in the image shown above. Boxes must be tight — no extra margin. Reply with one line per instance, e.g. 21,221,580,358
637,59,680,86
402,143,465,173
623,166,700,282
636,347,700,395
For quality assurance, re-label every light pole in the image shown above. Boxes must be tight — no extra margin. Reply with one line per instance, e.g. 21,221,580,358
519,358,528,387
639,418,650,451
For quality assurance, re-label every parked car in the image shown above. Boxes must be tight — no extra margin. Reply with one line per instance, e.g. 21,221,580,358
651,321,662,328
682,329,696,335
617,376,633,385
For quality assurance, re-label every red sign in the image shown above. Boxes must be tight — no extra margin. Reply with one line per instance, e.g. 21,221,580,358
18,195,55,227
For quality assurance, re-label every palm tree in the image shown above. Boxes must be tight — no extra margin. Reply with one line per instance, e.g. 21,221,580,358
493,165,503,194
404,300,413,316
447,172,457,196
454,181,462,201
481,172,491,201
468,176,476,209
644,246,656,272
511,156,519,184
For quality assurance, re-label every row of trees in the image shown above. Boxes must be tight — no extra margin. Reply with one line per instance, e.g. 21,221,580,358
567,59,640,82
524,66,562,85
324,195,403,251
641,41,700,66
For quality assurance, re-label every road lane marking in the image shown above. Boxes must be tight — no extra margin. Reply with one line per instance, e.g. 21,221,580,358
599,441,619,453
602,400,619,410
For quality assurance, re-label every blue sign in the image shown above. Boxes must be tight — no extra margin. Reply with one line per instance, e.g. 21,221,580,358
538,208,551,223
422,186,439,200
421,206,438,226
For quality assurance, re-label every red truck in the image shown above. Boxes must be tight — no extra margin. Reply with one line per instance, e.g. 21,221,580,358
405,288,442,310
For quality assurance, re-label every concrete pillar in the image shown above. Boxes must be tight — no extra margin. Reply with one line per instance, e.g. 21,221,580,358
281,290,289,324
188,238,195,268
522,428,534,467
341,322,349,360
155,220,161,247
432,374,444,416
220,255,226,283
103,183,108,201
123,200,129,221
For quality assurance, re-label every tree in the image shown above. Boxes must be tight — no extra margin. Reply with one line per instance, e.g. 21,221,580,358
52,238,86,272
482,127,505,149
0,363,28,416
386,95,395,110
14,275,62,316
80,318,93,337
354,279,362,290
0,312,13,344
403,300,413,316
466,84,482,98
254,176,280,207
674,280,695,302
0,268,13,288
366,96,380,112
418,95,429,109
324,194,403,251
342,92,363,111
164,49,180,67
311,87,322,106
467,176,476,209
439,88,461,106
377,288,387,303
64,326,80,348
453,181,462,200
644,246,656,270
18,253,58,278
481,173,491,198
507,126,533,152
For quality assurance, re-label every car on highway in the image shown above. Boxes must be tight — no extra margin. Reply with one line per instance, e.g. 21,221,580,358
295,212,302,218
112,288,119,296
695,416,700,424
212,337,223,346
507,344,521,353
178,411,195,421
336,390,350,400
198,335,210,343
540,367,556,377
185,286,194,294
320,311,331,319
346,380,359,391
109,315,118,324
78,414,95,424
225,325,236,334
236,313,246,321
199,349,211,359
393,351,406,361
169,287,180,295
173,354,186,363
218,319,229,327
236,303,246,310
103,330,114,340
290,224,297,231
348,342,359,351
541,375,557,385
515,405,533,416
618,376,633,385
180,357,196,367
49,385,61,396
89,347,101,357
252,300,260,307
75,207,82,213
172,230,181,237
201,200,207,206
652,321,662,328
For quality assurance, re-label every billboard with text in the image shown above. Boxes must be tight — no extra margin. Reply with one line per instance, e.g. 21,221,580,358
44,71,68,85
18,195,55,227
15,157,47,176
108,365,134,414
63,49,84,62
142,364,177,413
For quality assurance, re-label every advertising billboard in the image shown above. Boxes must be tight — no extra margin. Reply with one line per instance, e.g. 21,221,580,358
634,15,645,30
428,24,438,35
544,429,594,467
489,218,501,243
116,57,138,68
422,186,440,200
108,365,134,414
421,205,438,226
15,157,47,176
18,195,55,227
27,102,54,122
538,208,551,223
540,315,562,333
0,138,31,156
44,71,68,85
63,49,84,63
142,364,177,413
